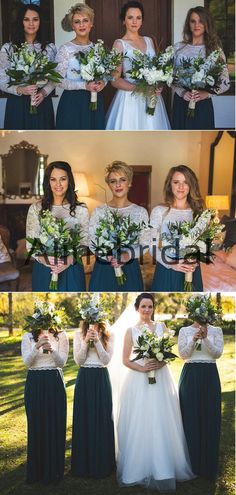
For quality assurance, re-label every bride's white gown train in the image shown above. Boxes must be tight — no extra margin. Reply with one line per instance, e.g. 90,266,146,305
116,324,194,491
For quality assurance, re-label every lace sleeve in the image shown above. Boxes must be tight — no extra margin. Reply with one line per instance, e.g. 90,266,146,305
55,45,87,91
204,327,224,358
73,330,88,365
26,203,41,254
51,331,69,367
0,44,19,95
78,206,89,247
94,334,114,365
134,207,150,258
21,333,39,367
178,327,195,359
41,43,57,97
214,49,230,94
88,207,100,253
0,235,10,262
149,206,171,269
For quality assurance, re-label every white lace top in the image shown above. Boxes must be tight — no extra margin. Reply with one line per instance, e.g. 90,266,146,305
178,325,224,363
0,42,57,96
0,235,10,263
89,203,150,259
55,41,93,90
26,201,89,256
21,331,69,369
115,36,155,84
149,205,193,268
173,42,230,97
73,330,114,367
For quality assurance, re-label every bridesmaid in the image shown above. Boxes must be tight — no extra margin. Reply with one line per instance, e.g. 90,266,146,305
56,3,105,130
106,0,170,130
0,4,56,130
89,161,149,291
172,6,230,130
178,303,224,480
21,312,69,483
150,165,204,291
26,161,89,291
71,318,115,478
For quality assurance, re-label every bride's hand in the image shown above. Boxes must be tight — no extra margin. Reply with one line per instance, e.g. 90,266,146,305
143,361,166,372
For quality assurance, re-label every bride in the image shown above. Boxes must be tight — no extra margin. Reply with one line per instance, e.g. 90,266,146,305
111,293,194,491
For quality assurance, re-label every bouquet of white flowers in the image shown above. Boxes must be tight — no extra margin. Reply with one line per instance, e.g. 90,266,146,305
127,45,174,115
173,49,227,117
132,325,177,383
77,294,108,348
27,209,85,290
24,300,65,353
186,295,221,350
74,39,122,110
6,42,62,114
91,208,148,285
161,209,224,291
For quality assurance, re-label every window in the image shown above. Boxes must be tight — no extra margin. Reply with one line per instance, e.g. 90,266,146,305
205,0,235,90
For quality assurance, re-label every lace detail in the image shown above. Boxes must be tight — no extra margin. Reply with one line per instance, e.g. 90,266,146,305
149,205,193,268
26,201,89,256
0,42,57,96
173,42,230,97
178,325,224,362
55,41,93,90
73,330,114,367
0,235,10,262
89,203,150,259
21,331,69,369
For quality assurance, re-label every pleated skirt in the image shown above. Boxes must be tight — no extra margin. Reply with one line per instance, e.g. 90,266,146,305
71,367,115,478
151,262,203,292
4,94,55,130
179,363,221,481
24,369,66,484
172,93,215,130
32,260,86,292
56,90,105,130
89,258,144,292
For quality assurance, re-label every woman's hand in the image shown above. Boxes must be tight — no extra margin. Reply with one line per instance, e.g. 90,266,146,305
94,80,106,92
143,359,166,372
155,86,163,96
192,90,210,102
34,90,45,107
107,252,131,267
35,335,52,352
171,260,197,273
193,329,203,341
183,90,194,101
85,328,99,343
86,81,105,92
17,84,37,96
41,255,74,274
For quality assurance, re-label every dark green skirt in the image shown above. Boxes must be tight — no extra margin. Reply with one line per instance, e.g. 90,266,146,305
151,262,203,291
32,260,86,292
71,367,115,478
179,362,221,481
172,93,215,130
24,369,66,484
89,258,144,292
56,90,105,130
4,94,55,130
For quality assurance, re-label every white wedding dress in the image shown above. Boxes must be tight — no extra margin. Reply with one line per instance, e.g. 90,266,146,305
106,36,171,130
115,322,194,491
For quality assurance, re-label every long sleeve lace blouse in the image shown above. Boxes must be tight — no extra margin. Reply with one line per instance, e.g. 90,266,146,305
73,330,114,367
21,331,69,369
149,205,193,268
89,203,150,259
173,42,230,97
55,41,93,91
26,201,89,256
178,325,224,363
0,42,57,96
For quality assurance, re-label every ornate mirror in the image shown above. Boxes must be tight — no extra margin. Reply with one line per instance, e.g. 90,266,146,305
0,141,48,197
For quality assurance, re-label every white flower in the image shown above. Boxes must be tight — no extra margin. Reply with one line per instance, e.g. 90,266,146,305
206,75,215,86
155,352,164,361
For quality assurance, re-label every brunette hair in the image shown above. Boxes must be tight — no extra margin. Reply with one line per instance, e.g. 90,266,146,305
31,328,59,342
105,161,133,184
120,1,144,21
41,161,85,217
134,293,155,310
11,4,49,50
61,3,94,32
182,6,222,55
81,321,110,349
163,165,204,215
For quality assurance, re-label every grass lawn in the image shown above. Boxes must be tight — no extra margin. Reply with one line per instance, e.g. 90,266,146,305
0,332,234,495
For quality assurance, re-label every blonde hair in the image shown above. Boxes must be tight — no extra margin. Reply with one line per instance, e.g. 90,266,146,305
105,161,133,184
61,3,94,32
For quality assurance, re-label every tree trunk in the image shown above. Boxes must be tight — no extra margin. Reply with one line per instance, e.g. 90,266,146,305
8,293,13,337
